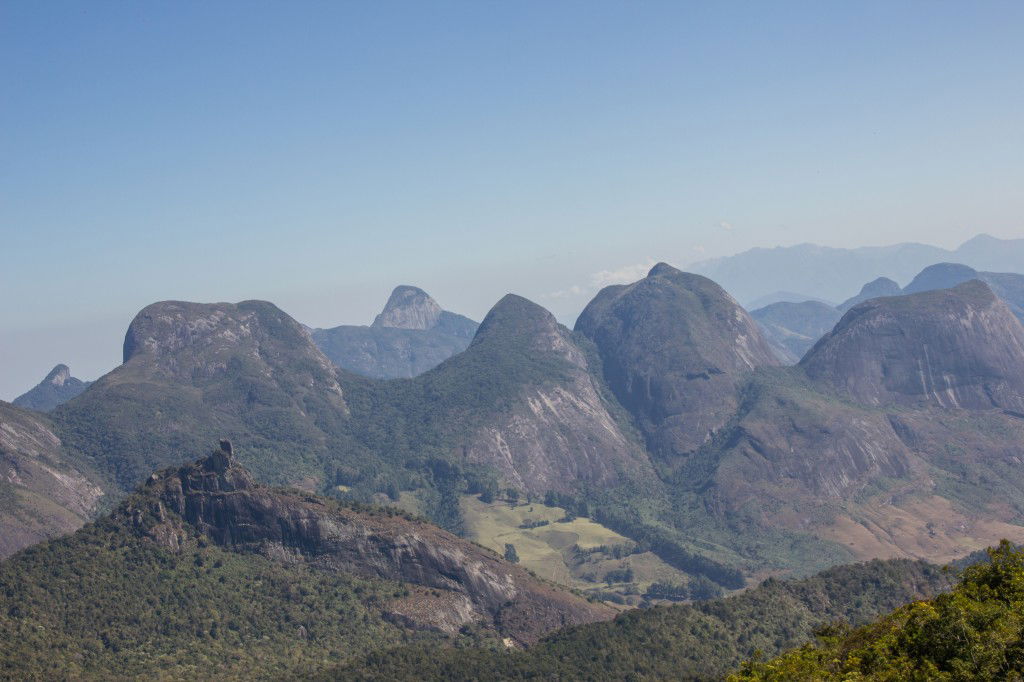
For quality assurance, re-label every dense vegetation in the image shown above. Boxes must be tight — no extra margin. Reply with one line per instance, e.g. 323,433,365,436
326,557,949,680
0,517,458,679
732,541,1024,680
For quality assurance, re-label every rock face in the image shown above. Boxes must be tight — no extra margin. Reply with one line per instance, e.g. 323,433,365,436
55,300,349,491
12,364,91,412
750,301,842,363
372,285,444,330
129,449,613,643
0,401,103,558
838,277,902,312
801,281,1024,411
576,263,778,460
452,294,651,494
312,286,478,379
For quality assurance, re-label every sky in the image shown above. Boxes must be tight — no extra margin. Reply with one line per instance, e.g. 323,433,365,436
2,1,1023,399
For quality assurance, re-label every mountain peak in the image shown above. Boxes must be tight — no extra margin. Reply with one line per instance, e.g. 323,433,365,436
837,276,903,312
13,363,90,412
802,280,1024,410
648,262,683,278
44,364,72,386
371,285,442,330
471,294,564,351
902,262,979,295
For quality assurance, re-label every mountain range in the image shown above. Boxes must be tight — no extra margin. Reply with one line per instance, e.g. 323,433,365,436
692,233,1024,306
751,262,1024,362
5,254,1024,677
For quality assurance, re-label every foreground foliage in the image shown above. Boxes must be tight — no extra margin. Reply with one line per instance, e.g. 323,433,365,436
325,557,948,680
0,519,450,680
732,540,1024,681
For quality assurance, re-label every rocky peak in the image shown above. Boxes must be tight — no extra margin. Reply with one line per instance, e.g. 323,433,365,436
13,364,90,412
470,294,574,356
45,364,72,387
838,277,902,311
576,264,778,459
371,285,443,330
801,280,1024,410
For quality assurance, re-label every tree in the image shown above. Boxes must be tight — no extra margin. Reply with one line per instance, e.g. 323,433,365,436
504,543,520,563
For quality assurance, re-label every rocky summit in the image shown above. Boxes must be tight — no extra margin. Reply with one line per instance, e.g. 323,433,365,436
576,263,779,460
312,285,478,379
372,285,445,329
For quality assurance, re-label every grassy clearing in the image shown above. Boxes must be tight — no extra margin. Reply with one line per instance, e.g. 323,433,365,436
461,495,691,604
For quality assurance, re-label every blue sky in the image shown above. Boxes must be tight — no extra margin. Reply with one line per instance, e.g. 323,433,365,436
2,1,1023,398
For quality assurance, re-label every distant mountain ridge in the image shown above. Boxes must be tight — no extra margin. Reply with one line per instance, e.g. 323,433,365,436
12,365,91,412
311,285,478,379
692,233,1024,305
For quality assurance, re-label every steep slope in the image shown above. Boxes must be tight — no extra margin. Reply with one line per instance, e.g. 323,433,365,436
0,401,103,558
0,446,611,679
575,263,778,462
52,300,350,492
750,301,842,363
312,285,478,379
801,281,1024,410
343,294,653,499
332,557,950,681
837,276,902,312
12,364,91,412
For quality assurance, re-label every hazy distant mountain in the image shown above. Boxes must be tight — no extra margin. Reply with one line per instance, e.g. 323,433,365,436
837,276,902,312
12,364,90,412
747,291,834,310
311,286,478,379
750,300,842,362
897,263,1024,323
691,233,1024,306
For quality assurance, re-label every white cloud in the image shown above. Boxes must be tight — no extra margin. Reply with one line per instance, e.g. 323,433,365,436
540,284,585,300
692,244,706,255
717,220,733,231
590,259,658,288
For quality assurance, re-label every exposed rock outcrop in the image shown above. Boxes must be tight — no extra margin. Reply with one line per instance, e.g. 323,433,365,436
372,285,444,330
0,401,103,557
444,294,652,494
128,448,613,644
312,286,478,379
801,281,1024,411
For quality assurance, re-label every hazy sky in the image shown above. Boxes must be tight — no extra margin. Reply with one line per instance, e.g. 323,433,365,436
2,1,1023,399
